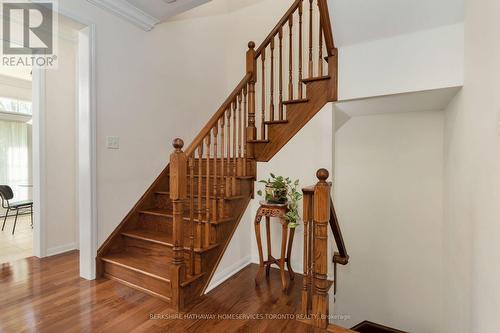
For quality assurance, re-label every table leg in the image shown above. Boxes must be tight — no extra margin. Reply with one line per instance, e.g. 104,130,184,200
286,227,296,280
280,222,289,290
254,211,264,285
265,216,271,277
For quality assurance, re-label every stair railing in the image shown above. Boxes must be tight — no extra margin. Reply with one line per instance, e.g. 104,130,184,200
168,0,337,310
246,0,336,142
301,168,349,329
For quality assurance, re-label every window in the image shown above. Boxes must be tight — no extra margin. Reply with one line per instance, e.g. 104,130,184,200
0,97,32,115
0,120,31,201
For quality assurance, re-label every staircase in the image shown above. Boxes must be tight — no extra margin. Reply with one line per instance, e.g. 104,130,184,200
96,0,338,311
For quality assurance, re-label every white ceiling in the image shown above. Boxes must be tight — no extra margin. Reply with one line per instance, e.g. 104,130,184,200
334,86,462,117
127,0,212,21
328,0,464,46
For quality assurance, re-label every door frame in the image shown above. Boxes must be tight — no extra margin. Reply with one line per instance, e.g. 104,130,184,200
32,10,97,280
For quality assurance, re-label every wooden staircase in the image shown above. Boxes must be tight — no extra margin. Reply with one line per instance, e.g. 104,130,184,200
97,0,338,311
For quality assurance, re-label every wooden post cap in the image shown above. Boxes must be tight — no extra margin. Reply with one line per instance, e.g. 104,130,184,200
316,168,329,182
248,41,255,49
172,138,184,151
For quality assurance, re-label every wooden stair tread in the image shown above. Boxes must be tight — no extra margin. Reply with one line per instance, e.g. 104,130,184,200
139,208,233,224
155,191,246,201
302,75,331,83
122,229,220,253
101,252,171,282
282,98,309,105
264,120,288,125
166,174,254,180
248,139,270,143
122,229,171,246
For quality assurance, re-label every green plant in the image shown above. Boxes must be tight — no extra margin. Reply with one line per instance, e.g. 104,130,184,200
257,174,302,228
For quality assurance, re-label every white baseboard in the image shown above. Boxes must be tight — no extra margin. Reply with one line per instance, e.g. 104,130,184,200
205,255,252,293
46,242,78,257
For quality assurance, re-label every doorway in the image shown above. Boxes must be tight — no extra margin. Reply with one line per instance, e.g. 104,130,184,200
31,13,97,280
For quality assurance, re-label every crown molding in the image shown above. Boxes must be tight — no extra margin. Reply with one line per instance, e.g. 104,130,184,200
86,0,160,31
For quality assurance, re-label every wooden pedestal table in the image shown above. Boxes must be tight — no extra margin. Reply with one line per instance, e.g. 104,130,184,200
254,201,295,290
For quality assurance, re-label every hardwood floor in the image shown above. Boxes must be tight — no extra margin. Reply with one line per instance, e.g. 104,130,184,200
0,251,349,333
0,215,32,264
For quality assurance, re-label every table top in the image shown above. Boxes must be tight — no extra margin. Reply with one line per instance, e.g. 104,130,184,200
259,200,288,208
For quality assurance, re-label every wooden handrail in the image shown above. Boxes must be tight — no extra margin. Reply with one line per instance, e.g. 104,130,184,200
317,0,335,55
185,74,252,157
330,198,349,265
255,0,302,56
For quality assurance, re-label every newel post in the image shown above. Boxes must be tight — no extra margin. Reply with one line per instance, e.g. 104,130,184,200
246,41,257,158
327,48,338,102
312,168,331,329
170,138,187,310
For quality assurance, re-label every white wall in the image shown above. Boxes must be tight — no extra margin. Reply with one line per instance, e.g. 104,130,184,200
206,0,464,297
57,0,231,247
443,0,500,331
44,36,78,255
334,111,444,332
339,23,464,100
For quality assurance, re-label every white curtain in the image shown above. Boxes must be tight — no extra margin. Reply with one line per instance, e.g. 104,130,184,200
0,120,30,202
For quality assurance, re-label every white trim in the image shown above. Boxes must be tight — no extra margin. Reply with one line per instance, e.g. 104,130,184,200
32,68,46,258
205,256,252,293
31,9,98,280
77,25,98,280
86,0,159,31
46,242,78,256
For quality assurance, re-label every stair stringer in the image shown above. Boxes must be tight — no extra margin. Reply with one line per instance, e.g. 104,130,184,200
253,78,334,162
96,164,170,276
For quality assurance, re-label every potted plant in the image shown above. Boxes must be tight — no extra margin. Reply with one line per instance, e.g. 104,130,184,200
257,174,302,228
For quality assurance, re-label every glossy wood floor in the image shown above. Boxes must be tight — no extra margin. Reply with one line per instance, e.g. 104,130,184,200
0,251,351,333
0,215,32,264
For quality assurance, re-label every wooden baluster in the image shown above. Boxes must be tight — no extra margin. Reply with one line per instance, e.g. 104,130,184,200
301,192,312,316
298,1,304,98
196,144,204,249
204,135,211,248
232,101,238,196
261,48,266,139
246,42,257,158
243,86,248,176
219,115,226,218
312,168,331,329
188,155,195,275
212,126,219,223
169,138,187,310
270,38,275,121
308,0,313,78
278,27,284,120
318,1,323,76
237,93,243,176
288,15,294,100
226,108,232,197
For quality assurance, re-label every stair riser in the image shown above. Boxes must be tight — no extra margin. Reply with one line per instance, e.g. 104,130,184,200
103,262,172,299
123,236,171,258
122,235,208,275
139,214,173,234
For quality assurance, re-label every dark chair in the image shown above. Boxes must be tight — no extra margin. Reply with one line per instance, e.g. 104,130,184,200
0,185,33,235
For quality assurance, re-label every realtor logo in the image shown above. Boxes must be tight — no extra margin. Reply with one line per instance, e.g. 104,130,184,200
1,0,58,67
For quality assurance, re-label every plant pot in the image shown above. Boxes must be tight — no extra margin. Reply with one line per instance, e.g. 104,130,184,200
265,184,288,204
